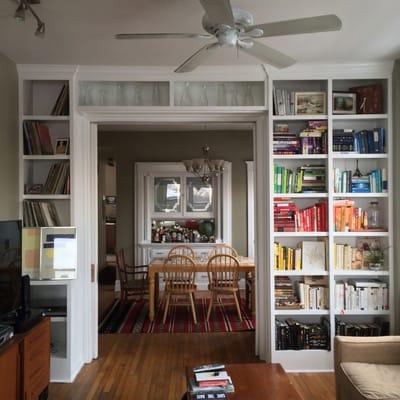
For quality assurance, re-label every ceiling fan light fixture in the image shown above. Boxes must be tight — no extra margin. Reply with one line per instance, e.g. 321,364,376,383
14,3,26,22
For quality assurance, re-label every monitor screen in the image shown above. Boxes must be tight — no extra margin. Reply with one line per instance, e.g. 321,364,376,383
0,220,22,317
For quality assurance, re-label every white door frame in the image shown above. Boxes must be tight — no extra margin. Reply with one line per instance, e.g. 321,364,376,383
76,110,271,363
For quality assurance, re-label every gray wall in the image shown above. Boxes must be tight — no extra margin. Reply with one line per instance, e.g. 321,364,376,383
98,129,253,264
393,60,400,333
0,53,18,219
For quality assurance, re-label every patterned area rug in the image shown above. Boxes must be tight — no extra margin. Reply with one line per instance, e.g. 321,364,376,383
99,297,255,334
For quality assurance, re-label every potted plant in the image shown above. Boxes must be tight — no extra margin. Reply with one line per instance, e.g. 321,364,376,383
365,247,385,271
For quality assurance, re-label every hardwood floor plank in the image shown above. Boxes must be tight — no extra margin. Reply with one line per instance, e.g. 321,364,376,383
49,333,335,400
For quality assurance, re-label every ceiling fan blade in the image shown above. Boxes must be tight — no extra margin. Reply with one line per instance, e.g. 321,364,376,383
199,0,234,26
247,14,342,38
115,33,213,39
240,41,296,69
175,42,220,73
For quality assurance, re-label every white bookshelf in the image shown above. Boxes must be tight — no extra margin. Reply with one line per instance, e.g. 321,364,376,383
268,72,393,372
18,68,77,382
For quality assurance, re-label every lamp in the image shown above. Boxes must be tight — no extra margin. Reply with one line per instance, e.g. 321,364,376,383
183,145,225,183
14,0,45,38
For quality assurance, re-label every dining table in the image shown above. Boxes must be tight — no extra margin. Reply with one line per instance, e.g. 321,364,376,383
147,256,256,322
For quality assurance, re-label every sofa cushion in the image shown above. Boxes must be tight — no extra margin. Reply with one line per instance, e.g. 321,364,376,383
341,362,400,400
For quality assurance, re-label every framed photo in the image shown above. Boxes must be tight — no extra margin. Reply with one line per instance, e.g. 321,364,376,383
55,138,69,155
295,92,326,115
333,92,357,114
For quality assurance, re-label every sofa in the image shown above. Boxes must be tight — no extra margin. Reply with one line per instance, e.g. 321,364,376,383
335,336,400,399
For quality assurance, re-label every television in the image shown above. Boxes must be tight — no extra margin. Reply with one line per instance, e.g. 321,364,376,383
0,220,22,317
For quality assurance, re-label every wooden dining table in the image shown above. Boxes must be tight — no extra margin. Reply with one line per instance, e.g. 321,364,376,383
148,257,256,322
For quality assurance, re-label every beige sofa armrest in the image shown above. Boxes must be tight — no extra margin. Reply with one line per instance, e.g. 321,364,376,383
334,336,400,372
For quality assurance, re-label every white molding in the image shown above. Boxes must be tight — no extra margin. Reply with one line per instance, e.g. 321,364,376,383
246,161,255,258
17,64,78,80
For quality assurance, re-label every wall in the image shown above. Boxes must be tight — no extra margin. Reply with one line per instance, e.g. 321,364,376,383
393,61,400,333
0,52,18,219
98,129,253,263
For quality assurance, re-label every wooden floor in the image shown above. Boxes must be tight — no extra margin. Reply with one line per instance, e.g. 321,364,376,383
49,332,335,400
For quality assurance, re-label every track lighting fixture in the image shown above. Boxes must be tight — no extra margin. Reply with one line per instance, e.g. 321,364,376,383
14,0,45,37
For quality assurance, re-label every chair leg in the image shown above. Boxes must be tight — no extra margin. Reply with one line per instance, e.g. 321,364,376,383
233,291,243,322
207,292,215,322
163,292,171,324
189,292,197,324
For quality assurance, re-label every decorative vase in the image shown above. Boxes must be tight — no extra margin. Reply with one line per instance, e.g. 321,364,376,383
368,262,382,271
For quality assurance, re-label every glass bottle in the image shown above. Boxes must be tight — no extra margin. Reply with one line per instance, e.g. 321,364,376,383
367,201,381,229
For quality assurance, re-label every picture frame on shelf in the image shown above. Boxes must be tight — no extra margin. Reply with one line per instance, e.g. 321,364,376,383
332,92,357,114
55,138,69,155
294,92,326,115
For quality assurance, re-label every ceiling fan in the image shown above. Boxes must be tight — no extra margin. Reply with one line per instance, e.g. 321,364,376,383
115,0,342,73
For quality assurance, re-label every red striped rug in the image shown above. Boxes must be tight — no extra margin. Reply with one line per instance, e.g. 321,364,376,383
99,297,255,334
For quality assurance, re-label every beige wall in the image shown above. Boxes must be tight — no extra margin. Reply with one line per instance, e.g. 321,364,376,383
0,53,18,219
98,129,253,263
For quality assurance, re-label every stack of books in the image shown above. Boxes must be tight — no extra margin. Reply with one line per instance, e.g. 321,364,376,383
273,124,299,155
51,83,69,116
335,280,389,312
23,121,54,155
333,128,386,153
333,168,387,193
274,242,302,271
42,162,70,194
333,199,379,232
298,121,328,154
23,200,61,227
335,318,389,336
275,318,330,350
275,276,300,309
273,88,295,115
296,276,329,310
333,243,364,270
274,164,326,193
188,364,234,399
274,198,298,232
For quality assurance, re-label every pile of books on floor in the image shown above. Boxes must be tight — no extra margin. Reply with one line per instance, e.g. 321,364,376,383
333,168,387,193
335,318,389,336
275,276,300,309
23,121,54,155
273,124,299,154
274,198,328,232
333,128,385,153
188,364,234,400
42,161,70,194
23,200,61,227
335,280,389,312
296,276,329,310
274,164,326,193
275,318,330,350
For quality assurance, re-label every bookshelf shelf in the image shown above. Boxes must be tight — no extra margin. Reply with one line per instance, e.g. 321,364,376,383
272,114,328,121
22,115,70,121
269,73,393,372
22,194,71,200
23,155,70,160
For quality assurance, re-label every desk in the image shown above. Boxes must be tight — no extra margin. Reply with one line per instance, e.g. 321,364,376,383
185,363,302,400
148,257,255,322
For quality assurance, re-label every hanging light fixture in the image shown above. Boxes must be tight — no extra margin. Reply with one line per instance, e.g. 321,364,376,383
14,0,45,37
183,145,225,183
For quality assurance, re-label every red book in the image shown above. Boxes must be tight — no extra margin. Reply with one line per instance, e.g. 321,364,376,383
198,380,229,388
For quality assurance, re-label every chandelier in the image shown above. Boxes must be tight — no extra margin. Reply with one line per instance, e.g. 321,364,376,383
183,145,225,183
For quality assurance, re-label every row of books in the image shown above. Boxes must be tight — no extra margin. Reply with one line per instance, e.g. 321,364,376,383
23,121,55,155
297,276,329,310
273,88,296,115
42,162,70,194
335,318,389,336
274,198,328,232
275,318,330,350
275,276,300,309
273,121,328,155
335,280,389,311
23,200,61,227
333,128,385,154
333,168,387,193
333,199,368,232
51,83,69,116
274,241,326,271
274,164,326,193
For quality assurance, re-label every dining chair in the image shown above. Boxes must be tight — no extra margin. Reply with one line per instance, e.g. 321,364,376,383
167,244,195,259
116,249,148,302
208,243,239,258
162,254,197,324
206,254,242,322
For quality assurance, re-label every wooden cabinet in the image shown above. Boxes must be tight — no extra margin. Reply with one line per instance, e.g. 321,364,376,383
0,317,50,400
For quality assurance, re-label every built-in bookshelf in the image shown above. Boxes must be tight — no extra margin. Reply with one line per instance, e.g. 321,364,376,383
18,69,76,382
268,73,393,372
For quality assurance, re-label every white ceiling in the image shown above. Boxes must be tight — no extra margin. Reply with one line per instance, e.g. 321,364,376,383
0,0,399,67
